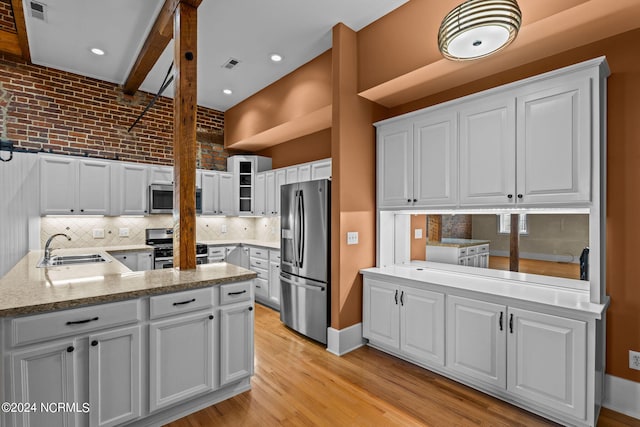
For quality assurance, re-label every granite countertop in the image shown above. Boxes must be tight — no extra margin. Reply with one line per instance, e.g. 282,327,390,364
426,238,491,248
199,239,280,249
0,248,256,317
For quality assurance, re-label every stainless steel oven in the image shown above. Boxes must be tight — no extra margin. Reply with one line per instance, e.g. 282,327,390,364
146,228,209,269
149,184,202,214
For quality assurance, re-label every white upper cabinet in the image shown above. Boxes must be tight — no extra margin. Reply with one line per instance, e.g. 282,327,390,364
274,169,286,215
117,163,148,215
298,164,311,182
311,159,331,180
285,167,298,184
255,172,267,216
516,76,591,205
413,109,458,206
149,166,173,184
201,171,220,215
459,95,516,207
218,172,234,215
265,171,276,216
377,120,413,207
40,155,111,215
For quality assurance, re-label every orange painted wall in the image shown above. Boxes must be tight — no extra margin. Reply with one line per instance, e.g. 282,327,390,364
224,50,332,146
388,28,640,383
254,128,331,169
411,215,427,261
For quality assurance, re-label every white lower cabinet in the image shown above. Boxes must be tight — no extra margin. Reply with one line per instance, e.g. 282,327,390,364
89,325,141,427
219,302,254,386
363,278,445,367
110,250,153,272
149,311,216,412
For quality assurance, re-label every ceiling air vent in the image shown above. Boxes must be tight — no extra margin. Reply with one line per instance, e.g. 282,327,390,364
30,1,46,21
221,58,241,70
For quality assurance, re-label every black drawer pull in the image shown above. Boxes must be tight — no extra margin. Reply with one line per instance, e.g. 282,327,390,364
499,312,503,331
91,340,98,347
248,306,253,311
66,317,99,325
67,346,74,353
509,313,514,334
209,315,214,320
173,298,196,306
228,290,247,296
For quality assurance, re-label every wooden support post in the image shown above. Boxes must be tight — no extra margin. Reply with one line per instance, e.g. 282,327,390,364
172,1,198,269
509,214,519,272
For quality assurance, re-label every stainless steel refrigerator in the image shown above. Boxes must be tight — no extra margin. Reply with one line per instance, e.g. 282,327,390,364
280,179,330,344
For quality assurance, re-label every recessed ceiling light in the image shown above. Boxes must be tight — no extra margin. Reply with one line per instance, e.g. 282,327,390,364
270,53,283,63
90,48,105,56
222,89,233,95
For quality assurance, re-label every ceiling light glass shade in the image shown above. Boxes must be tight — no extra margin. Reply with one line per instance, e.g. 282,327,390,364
438,0,522,61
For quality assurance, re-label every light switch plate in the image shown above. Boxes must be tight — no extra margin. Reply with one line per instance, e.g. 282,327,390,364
221,224,228,234
93,229,105,239
630,350,640,370
414,229,423,239
347,232,358,245
119,228,129,237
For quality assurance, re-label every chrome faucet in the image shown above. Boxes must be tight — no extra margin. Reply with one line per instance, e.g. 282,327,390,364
44,233,71,263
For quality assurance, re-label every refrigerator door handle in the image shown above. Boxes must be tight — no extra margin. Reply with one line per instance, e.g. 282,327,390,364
298,190,305,269
279,272,325,291
292,190,299,268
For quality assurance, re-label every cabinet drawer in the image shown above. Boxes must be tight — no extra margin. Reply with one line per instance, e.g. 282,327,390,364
220,281,252,305
250,257,268,270
478,244,489,253
208,246,225,257
254,278,268,299
458,247,467,256
11,299,141,347
254,268,268,280
467,246,478,255
149,287,213,320
249,247,268,260
269,250,281,262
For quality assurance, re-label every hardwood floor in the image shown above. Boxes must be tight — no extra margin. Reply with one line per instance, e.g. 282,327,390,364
489,256,580,280
167,304,638,427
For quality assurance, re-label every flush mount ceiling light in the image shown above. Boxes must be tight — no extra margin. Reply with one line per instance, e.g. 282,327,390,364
438,0,522,61
90,47,105,56
270,53,283,63
222,89,233,95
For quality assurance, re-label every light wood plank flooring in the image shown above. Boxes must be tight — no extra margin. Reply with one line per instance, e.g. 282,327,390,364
489,256,580,280
167,304,638,427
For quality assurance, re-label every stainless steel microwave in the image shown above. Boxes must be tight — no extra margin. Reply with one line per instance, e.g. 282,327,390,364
148,184,202,214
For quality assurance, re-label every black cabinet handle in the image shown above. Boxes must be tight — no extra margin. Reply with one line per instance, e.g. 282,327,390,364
394,289,398,305
507,194,513,199
400,291,404,306
70,209,74,212
228,290,247,296
509,313,514,334
80,209,84,212
173,298,196,306
413,199,417,203
499,312,503,331
91,340,98,347
67,346,74,353
248,306,253,311
407,199,411,203
123,256,127,259
209,315,214,320
66,317,99,325
517,194,523,199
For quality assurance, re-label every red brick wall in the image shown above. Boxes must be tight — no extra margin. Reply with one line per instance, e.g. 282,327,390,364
0,53,231,170
0,0,15,33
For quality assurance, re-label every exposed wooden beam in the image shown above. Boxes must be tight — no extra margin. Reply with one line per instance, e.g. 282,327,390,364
123,0,202,95
509,214,520,272
172,1,198,270
0,29,22,57
10,0,30,62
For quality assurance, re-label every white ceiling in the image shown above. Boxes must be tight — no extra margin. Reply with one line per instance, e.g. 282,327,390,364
22,0,409,112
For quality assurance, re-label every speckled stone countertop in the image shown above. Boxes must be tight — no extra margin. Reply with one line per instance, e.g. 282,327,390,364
199,240,280,249
0,248,256,317
426,238,491,248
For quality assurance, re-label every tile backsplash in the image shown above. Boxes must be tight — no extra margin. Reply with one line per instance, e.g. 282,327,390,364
40,215,280,249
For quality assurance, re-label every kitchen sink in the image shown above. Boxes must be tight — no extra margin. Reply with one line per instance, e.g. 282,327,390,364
37,253,110,268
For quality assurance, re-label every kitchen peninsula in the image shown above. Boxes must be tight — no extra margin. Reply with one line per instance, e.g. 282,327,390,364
0,248,257,427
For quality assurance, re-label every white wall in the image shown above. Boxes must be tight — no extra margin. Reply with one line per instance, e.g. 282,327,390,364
0,152,39,277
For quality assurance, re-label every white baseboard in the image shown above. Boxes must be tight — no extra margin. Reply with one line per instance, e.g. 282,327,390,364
603,374,640,420
326,323,365,356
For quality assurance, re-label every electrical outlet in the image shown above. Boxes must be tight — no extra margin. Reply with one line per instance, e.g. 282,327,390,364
221,224,227,234
92,229,105,239
347,232,358,245
630,350,640,370
119,228,129,237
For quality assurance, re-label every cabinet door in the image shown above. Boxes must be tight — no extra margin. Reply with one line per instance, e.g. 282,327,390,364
149,311,216,412
40,155,77,215
516,77,591,205
265,171,276,215
377,120,413,207
112,252,138,271
298,164,311,182
269,260,281,308
459,96,516,206
137,252,153,271
11,340,77,427
78,160,111,215
89,325,141,427
218,172,234,215
149,166,173,184
507,308,587,419
201,171,219,215
446,295,506,388
220,303,254,386
255,172,266,216
311,159,331,180
400,287,445,366
274,169,286,215
413,110,457,207
120,163,148,215
285,167,298,184
362,279,400,349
